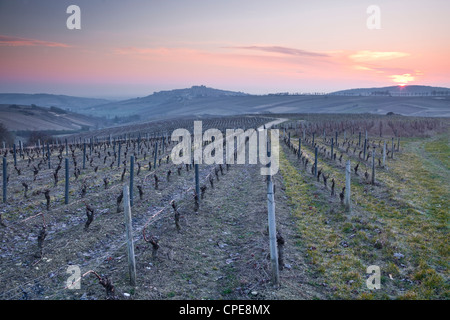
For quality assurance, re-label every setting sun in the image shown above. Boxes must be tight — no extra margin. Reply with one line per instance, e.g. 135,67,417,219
390,74,415,86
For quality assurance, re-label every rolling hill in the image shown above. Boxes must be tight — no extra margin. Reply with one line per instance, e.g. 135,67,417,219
0,104,107,132
331,85,450,96
0,93,111,112
84,85,249,117
85,85,450,119
1,85,449,121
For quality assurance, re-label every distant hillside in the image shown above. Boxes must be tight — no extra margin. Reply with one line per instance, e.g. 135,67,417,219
0,104,107,132
149,85,248,99
84,85,450,119
331,85,450,96
1,85,449,122
85,85,249,117
0,93,111,111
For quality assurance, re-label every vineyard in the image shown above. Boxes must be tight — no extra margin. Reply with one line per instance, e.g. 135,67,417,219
0,113,448,300
275,114,449,299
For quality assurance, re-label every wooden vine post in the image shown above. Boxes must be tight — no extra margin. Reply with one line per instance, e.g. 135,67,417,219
117,142,121,168
345,160,351,212
83,142,86,169
266,139,279,286
2,157,6,203
130,155,134,207
153,141,158,169
363,138,367,160
331,138,334,159
391,137,394,159
19,140,23,158
65,158,69,204
371,147,376,185
314,146,318,177
195,163,200,202
123,185,136,287
47,142,51,169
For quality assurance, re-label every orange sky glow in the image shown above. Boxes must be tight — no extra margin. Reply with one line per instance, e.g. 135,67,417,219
0,0,449,97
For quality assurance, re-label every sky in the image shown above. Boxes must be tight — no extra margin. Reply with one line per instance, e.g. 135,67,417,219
0,0,449,98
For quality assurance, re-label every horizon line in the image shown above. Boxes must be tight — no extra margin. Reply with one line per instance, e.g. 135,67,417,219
1,83,450,100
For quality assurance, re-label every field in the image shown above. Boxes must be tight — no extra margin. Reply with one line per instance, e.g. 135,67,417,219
0,113,448,300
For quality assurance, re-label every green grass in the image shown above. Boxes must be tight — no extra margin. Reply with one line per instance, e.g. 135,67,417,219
279,150,366,299
424,136,450,169
279,132,449,299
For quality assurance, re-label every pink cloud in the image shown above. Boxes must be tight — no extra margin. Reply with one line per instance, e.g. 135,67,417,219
0,35,70,48
226,46,329,58
349,51,410,62
113,45,333,73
